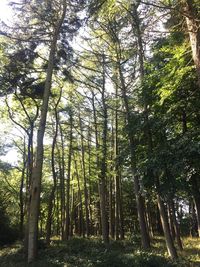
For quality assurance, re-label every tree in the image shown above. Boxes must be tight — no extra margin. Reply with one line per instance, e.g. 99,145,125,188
183,0,200,86
27,0,67,262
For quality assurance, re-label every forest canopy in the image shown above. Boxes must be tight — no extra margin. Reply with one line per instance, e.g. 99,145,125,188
0,0,200,266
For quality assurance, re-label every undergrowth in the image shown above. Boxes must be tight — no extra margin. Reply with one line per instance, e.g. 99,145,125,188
0,236,199,267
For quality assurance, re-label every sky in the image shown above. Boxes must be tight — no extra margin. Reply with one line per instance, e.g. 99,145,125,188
0,0,13,23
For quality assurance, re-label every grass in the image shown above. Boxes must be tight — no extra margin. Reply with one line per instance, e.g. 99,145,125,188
0,236,199,267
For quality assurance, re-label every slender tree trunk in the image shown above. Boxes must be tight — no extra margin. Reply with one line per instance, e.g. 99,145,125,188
156,205,163,235
91,72,109,243
46,93,61,245
74,154,84,237
109,117,115,239
189,200,198,237
111,7,150,245
99,54,109,244
24,121,35,254
191,174,200,237
65,110,73,240
91,92,101,237
146,201,154,238
117,57,150,249
109,175,115,239
70,176,75,237
167,203,176,241
55,187,60,236
169,200,183,250
59,123,66,240
113,86,120,240
184,0,200,86
27,2,66,262
119,173,125,239
79,112,90,237
132,3,155,249
157,194,178,260
115,170,120,240
87,124,93,234
5,96,37,252
19,138,26,238
181,108,200,237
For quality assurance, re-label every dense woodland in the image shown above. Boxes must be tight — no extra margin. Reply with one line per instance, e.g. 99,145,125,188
0,0,200,266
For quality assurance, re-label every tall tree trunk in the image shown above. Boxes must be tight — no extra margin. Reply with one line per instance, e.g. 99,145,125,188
169,200,183,250
27,2,66,262
119,173,125,239
70,175,75,237
167,203,176,241
111,4,151,248
19,138,26,238
91,73,109,243
113,84,120,240
79,112,90,237
133,3,156,247
55,186,60,236
59,123,66,240
109,118,115,239
157,194,178,260
5,95,37,252
74,154,84,237
184,0,200,86
146,200,154,238
191,174,200,237
181,108,200,237
65,109,73,240
24,120,36,254
117,57,150,249
189,199,198,237
99,53,109,244
87,124,93,234
91,91,101,237
109,175,115,239
46,92,61,245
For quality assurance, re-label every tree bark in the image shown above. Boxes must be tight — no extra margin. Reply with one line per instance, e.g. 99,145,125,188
113,84,120,240
87,124,93,234
109,175,115,239
59,122,66,240
167,203,176,241
191,174,200,237
91,63,109,243
184,0,200,86
19,138,26,238
46,92,61,245
189,199,198,237
70,175,75,237
119,173,125,239
146,200,154,238
91,91,101,238
99,53,109,244
74,154,84,237
169,199,183,250
65,109,73,240
79,112,90,237
157,194,178,260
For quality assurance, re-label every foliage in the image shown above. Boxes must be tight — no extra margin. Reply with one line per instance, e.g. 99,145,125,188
1,237,198,267
0,198,19,246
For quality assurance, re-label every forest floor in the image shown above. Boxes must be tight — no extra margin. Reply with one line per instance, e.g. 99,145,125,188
0,236,199,267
